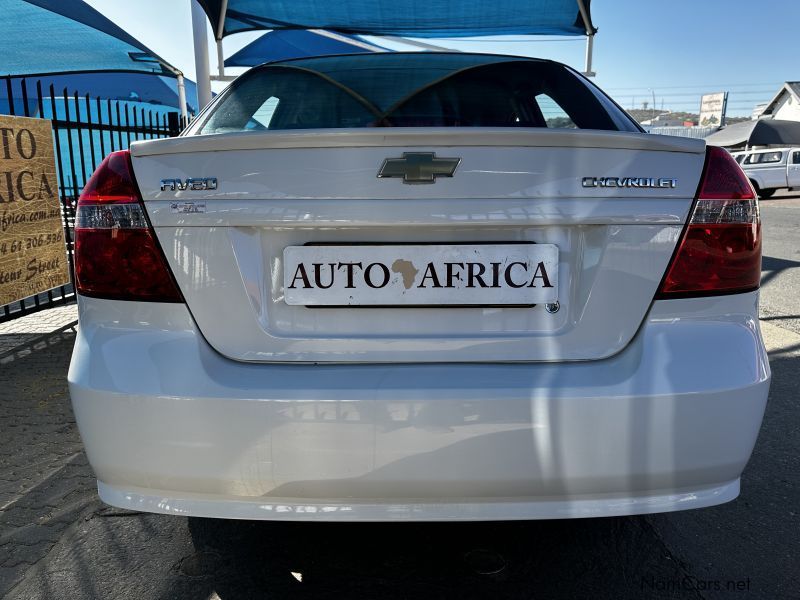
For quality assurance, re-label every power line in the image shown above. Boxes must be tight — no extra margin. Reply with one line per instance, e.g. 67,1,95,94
613,100,772,106
616,98,771,104
605,83,783,91
622,104,767,109
612,91,775,98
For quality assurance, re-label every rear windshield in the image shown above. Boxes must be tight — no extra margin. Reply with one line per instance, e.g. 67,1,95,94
196,53,638,134
744,152,784,165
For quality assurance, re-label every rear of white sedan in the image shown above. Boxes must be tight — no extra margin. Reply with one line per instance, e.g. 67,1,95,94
68,53,770,520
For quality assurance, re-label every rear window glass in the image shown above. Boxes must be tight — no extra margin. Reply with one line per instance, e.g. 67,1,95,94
197,54,637,134
745,152,783,164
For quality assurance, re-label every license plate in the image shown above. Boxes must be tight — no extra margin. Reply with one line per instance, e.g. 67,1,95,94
283,244,558,306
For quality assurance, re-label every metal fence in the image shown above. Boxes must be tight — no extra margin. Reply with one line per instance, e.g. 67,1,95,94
0,76,186,322
644,126,720,139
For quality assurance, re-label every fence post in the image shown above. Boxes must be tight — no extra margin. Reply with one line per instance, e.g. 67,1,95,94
167,112,181,137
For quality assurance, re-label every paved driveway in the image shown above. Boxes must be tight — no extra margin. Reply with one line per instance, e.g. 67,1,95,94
1,195,798,599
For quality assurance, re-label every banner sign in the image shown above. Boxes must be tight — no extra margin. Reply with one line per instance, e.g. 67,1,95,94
0,115,69,305
699,92,728,127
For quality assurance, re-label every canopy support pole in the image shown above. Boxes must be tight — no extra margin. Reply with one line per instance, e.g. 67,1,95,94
575,0,596,77
211,39,235,82
209,0,232,82
191,0,213,109
217,0,228,39
583,34,595,77
155,56,190,122
217,40,226,77
176,73,188,123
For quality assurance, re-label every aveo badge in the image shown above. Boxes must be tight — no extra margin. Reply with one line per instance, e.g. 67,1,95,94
160,177,217,191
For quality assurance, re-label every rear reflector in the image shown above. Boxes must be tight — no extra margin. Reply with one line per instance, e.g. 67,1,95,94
657,146,760,298
75,151,183,302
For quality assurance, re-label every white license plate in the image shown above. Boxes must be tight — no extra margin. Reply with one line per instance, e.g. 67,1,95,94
283,244,558,306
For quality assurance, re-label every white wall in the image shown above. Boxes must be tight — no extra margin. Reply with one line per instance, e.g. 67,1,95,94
772,94,800,121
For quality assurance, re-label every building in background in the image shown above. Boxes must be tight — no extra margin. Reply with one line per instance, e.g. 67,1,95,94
752,82,800,121
640,113,696,127
752,103,769,120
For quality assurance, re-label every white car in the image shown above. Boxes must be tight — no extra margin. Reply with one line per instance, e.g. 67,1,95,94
68,53,770,521
731,147,800,198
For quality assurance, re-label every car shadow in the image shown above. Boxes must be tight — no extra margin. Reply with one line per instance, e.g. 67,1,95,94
760,191,800,201
173,514,689,599
761,255,800,288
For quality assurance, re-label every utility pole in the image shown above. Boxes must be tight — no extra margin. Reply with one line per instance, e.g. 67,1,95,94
649,88,656,122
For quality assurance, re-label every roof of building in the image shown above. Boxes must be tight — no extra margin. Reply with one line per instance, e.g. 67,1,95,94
758,82,800,118
704,118,800,148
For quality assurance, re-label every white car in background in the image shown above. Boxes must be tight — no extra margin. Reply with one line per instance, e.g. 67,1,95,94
68,53,770,521
732,147,800,198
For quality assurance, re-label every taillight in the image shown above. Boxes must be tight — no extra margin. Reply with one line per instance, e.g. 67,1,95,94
656,146,761,298
74,150,183,302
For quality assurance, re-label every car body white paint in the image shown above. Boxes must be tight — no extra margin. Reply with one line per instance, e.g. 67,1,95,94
69,292,769,520
68,59,769,520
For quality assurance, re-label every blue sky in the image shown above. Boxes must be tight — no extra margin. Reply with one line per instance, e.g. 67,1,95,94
85,0,799,116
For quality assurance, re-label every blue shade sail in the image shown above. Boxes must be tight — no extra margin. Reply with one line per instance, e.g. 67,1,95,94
198,0,594,39
1,0,178,76
225,29,388,67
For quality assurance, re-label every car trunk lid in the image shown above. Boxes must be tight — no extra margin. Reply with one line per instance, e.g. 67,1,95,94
131,128,705,363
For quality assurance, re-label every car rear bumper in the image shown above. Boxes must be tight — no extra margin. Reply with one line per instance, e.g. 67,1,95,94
68,293,770,521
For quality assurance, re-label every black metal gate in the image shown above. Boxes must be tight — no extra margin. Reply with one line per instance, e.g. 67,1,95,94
0,76,185,322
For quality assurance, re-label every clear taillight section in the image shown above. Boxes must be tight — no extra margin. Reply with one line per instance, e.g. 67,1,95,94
74,150,183,302
657,146,761,298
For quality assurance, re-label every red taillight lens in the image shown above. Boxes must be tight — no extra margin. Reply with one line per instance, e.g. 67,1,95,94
656,146,761,298
75,150,183,302
79,150,141,203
